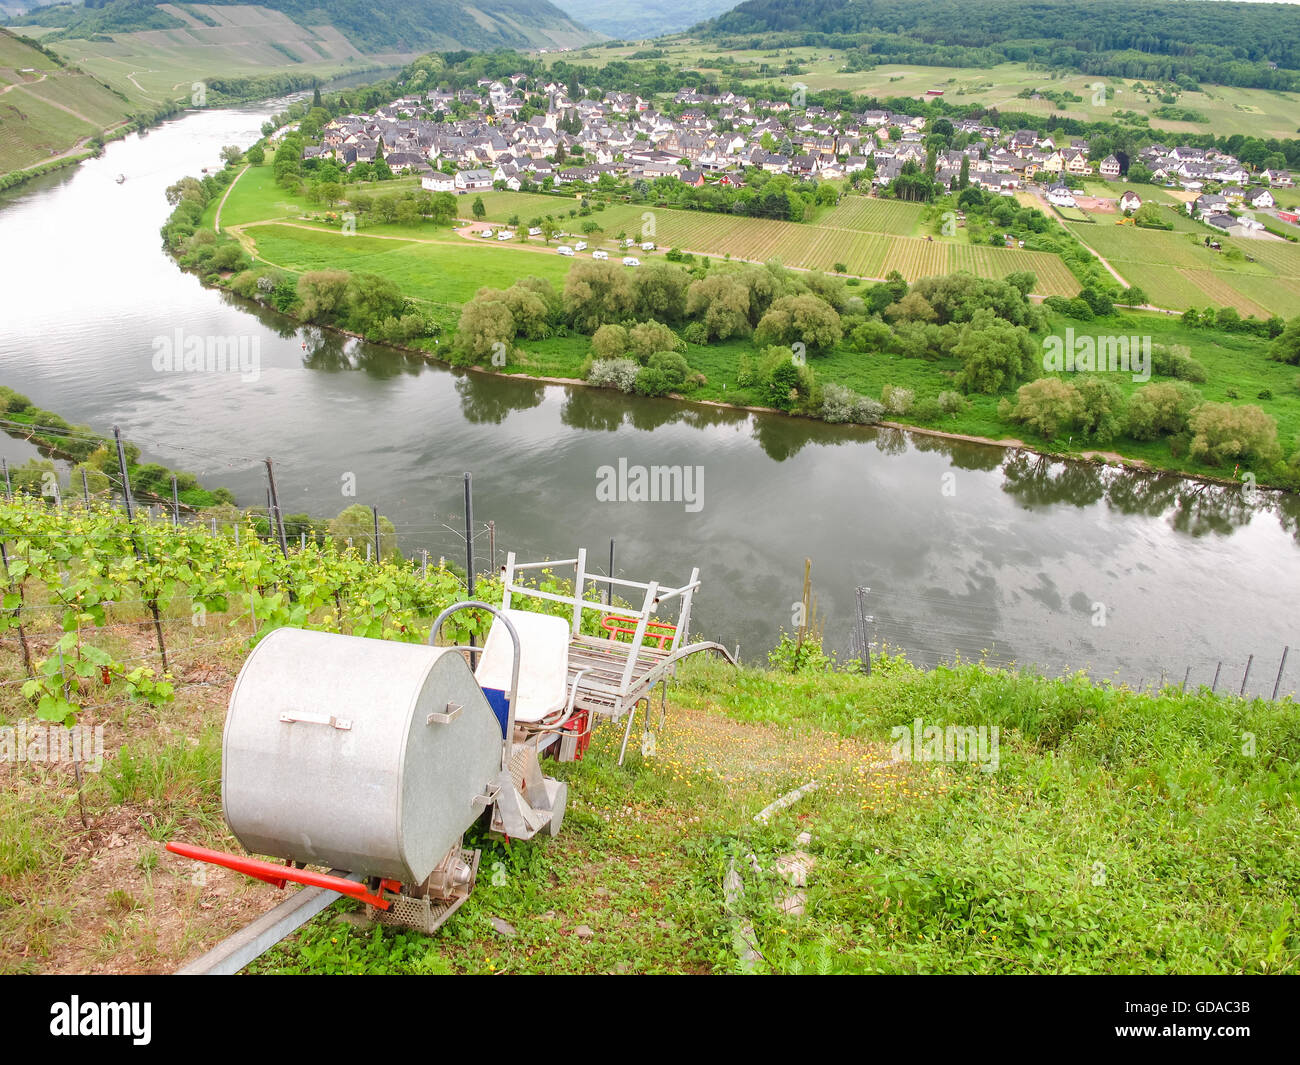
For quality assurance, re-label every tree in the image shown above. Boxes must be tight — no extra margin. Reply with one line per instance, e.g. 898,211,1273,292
296,270,352,323
220,144,243,166
540,219,557,244
590,323,629,359
953,310,1038,394
1074,374,1127,443
627,321,680,362
329,504,397,560
1187,403,1281,466
630,263,691,322
686,275,752,341
245,144,265,166
453,296,515,364
563,260,636,333
1269,319,1300,365
1003,378,1084,438
472,196,486,220
754,294,842,353
1125,381,1201,440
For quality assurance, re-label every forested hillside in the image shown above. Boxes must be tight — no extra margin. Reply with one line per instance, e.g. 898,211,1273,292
698,0,1300,90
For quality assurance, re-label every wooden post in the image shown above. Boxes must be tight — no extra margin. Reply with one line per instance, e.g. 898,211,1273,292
371,505,381,566
1181,665,1190,692
81,467,90,505
171,475,179,527
1211,661,1221,692
794,557,811,666
421,549,429,580
1273,646,1290,701
1,457,9,499
113,425,134,521
264,458,288,558
1240,654,1254,697
0,542,33,676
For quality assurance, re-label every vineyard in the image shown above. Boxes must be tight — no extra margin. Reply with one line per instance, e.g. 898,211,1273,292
0,494,597,729
1065,221,1300,316
465,194,1079,293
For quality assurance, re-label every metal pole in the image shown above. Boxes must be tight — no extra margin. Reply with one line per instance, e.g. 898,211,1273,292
607,537,615,606
488,520,496,572
1240,654,1253,697
1,457,9,499
171,475,179,527
264,458,288,558
1272,647,1288,701
1181,665,1190,692
113,425,134,521
371,505,381,566
81,467,90,505
1211,661,1221,693
300,531,307,551
421,549,429,579
463,473,474,598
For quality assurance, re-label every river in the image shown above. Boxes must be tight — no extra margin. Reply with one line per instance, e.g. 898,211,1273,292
1,100,1297,694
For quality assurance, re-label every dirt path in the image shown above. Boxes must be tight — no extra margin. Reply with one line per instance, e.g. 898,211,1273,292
213,163,249,234
0,71,47,95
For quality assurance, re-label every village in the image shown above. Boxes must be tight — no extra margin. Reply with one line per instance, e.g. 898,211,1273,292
298,74,1295,237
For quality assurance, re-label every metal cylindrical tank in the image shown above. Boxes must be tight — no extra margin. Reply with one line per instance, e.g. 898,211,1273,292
222,628,503,885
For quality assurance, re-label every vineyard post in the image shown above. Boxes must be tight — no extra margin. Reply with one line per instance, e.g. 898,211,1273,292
2,457,9,499
372,505,381,567
1240,654,1254,697
264,458,289,559
81,467,90,506
0,541,33,676
464,472,475,649
1273,646,1290,701
488,520,496,572
171,475,179,527
606,537,615,606
112,426,134,521
421,549,429,580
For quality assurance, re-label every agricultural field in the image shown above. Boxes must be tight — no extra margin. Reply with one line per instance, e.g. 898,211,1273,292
1066,220,1300,316
566,41,1300,143
819,196,922,235
0,30,135,173
470,192,1079,294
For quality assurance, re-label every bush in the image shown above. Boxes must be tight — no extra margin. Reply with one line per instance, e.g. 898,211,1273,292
681,321,709,345
586,358,640,393
822,383,884,424
1150,344,1208,383
937,390,969,416
880,384,914,416
1002,378,1085,439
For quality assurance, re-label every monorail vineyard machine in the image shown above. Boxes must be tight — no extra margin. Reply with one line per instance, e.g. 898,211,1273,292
168,550,734,970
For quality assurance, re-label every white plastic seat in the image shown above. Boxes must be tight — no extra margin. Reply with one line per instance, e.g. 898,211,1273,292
474,609,571,724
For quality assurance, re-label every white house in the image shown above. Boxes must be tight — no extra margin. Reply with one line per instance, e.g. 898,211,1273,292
1118,190,1142,213
454,168,494,192
421,174,455,193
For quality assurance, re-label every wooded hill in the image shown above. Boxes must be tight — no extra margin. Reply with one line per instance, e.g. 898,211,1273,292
696,0,1300,90
14,0,601,54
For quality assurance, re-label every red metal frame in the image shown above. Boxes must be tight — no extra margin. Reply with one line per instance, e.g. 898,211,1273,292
166,841,391,910
601,614,677,650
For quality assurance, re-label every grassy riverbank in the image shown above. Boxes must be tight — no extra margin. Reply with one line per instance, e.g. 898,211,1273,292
186,161,1300,490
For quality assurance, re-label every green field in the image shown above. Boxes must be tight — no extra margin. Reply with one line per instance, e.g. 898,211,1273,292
1067,220,1300,316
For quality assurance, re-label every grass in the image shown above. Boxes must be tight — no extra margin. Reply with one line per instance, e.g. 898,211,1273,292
250,654,1300,974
